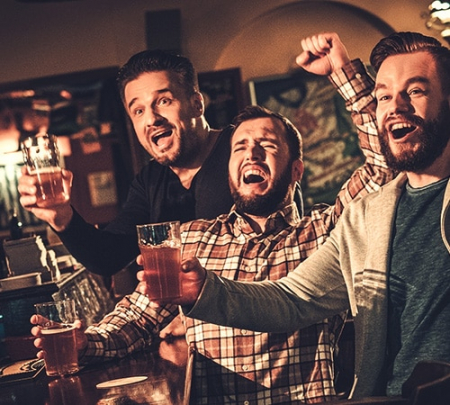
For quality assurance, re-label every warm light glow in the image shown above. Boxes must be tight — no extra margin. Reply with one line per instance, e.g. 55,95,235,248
0,150,22,166
56,135,72,157
430,1,450,12
0,128,20,154
425,1,450,42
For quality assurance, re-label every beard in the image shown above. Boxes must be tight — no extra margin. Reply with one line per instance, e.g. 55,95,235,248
152,128,201,167
380,102,450,173
230,164,293,217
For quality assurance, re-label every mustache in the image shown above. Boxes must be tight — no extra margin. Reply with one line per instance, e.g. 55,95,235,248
385,114,425,127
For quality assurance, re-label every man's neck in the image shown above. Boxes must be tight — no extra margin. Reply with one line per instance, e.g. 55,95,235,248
171,124,219,189
240,213,267,234
240,198,295,234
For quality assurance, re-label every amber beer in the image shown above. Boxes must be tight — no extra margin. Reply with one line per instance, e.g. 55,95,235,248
41,324,79,376
137,221,182,300
21,133,68,207
140,244,181,300
35,299,79,377
31,167,68,207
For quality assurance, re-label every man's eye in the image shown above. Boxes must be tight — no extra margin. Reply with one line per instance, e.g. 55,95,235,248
377,94,390,102
158,98,172,106
132,108,144,116
409,88,424,96
262,143,277,150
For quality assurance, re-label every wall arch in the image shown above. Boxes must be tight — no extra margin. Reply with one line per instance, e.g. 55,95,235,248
215,1,395,82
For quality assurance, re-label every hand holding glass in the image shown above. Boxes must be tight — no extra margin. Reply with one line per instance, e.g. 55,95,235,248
34,299,79,377
136,222,182,301
21,133,68,207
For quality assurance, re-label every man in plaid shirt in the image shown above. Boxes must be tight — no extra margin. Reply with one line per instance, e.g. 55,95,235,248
33,34,390,403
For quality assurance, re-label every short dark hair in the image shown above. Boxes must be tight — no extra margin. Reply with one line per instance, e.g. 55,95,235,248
232,105,303,161
370,31,450,95
116,49,199,105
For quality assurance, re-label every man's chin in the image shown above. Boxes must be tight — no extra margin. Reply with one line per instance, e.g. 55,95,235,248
151,150,180,166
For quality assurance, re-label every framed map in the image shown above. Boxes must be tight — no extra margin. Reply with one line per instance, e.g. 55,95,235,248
249,70,365,210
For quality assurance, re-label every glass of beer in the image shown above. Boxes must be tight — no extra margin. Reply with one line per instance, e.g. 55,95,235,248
34,299,79,377
21,133,68,207
136,221,182,301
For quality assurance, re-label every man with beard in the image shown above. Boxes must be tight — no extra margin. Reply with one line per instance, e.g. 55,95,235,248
17,50,247,277
32,102,392,403
171,32,450,401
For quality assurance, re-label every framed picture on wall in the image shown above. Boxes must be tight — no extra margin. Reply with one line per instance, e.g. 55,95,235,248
248,70,365,210
198,68,246,129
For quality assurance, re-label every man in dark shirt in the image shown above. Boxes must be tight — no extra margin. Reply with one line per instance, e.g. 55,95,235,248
19,50,298,277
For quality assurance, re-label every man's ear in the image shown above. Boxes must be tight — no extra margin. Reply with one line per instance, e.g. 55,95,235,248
291,159,304,183
191,92,204,118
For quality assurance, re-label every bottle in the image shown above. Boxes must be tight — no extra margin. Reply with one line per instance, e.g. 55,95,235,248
9,209,23,240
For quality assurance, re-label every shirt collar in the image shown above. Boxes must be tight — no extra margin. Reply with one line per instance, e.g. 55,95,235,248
225,202,302,237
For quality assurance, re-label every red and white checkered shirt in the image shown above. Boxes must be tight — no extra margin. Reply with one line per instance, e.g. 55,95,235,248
83,60,391,404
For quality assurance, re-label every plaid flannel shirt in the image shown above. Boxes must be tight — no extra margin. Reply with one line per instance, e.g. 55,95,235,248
83,60,392,404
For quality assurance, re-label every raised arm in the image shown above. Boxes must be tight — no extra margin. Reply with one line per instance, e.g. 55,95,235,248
298,32,394,224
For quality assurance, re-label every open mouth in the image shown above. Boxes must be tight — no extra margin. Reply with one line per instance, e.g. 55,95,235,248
390,122,417,140
243,169,266,184
152,129,173,146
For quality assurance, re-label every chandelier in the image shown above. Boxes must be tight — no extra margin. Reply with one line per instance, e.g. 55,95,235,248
424,1,450,43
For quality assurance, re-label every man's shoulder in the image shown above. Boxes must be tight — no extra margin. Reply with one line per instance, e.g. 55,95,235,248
345,174,406,212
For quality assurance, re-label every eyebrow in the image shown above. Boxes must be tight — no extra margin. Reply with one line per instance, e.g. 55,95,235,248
374,76,431,93
231,132,280,147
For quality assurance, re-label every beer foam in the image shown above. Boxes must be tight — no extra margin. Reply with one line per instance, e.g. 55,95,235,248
28,166,62,175
41,325,75,334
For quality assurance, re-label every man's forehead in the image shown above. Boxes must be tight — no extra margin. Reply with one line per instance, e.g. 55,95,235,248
124,70,187,107
233,117,284,137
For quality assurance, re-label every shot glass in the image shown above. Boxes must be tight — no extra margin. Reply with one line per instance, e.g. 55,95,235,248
136,221,182,301
34,299,79,377
21,133,68,207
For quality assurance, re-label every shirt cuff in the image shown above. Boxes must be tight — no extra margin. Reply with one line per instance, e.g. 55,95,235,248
328,59,375,112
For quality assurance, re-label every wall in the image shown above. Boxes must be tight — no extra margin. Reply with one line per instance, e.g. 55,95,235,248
0,0,442,86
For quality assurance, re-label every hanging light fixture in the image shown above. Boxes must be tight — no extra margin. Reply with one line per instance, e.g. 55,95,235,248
425,1,450,42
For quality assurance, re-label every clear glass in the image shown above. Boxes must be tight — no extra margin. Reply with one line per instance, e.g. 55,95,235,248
34,299,79,377
21,133,68,207
136,222,182,300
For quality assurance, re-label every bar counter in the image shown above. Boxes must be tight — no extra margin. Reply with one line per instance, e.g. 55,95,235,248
2,338,447,405
0,337,190,405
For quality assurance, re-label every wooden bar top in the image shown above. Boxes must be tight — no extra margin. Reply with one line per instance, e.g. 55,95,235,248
0,337,190,405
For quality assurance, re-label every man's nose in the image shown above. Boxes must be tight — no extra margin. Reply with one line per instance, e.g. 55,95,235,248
246,143,265,160
388,93,412,116
145,108,164,127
